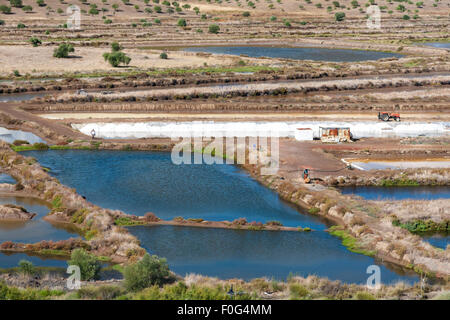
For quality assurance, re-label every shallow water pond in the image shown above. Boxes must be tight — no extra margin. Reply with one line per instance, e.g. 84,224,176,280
0,251,67,269
21,150,422,283
22,150,328,229
0,92,49,102
340,186,450,200
183,46,403,62
130,225,418,283
422,42,450,49
0,196,82,243
422,233,449,250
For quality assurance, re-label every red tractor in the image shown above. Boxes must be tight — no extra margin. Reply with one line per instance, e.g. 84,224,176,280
378,112,400,122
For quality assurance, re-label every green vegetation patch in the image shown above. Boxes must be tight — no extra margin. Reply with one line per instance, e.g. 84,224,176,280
392,219,449,234
114,217,144,226
379,178,420,187
329,226,375,257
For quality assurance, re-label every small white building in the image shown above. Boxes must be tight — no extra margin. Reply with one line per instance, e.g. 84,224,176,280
294,128,314,141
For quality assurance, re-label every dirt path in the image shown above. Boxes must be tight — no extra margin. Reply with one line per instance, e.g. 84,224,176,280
0,103,87,142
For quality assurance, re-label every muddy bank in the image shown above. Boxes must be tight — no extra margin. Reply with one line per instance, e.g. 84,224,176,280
0,204,36,221
113,213,310,232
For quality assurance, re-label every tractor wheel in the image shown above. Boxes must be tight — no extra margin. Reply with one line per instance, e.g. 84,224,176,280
381,114,389,121
394,117,400,122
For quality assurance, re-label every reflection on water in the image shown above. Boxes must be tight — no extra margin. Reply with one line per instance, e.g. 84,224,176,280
422,233,449,250
130,225,418,283
422,42,450,49
22,150,329,229
0,92,49,102
0,251,67,269
0,173,16,184
184,46,404,62
341,186,450,200
0,196,82,243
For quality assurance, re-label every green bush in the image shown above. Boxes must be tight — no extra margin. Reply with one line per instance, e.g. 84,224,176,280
124,254,173,292
243,11,250,17
33,142,49,150
29,37,42,47
0,20,4,25
335,12,346,21
103,51,131,67
208,24,220,34
36,0,45,6
355,291,376,300
22,5,32,12
0,5,12,14
10,0,23,8
177,18,186,27
18,260,36,276
159,52,168,59
111,41,122,52
17,23,26,28
68,248,101,281
53,43,74,58
289,283,309,299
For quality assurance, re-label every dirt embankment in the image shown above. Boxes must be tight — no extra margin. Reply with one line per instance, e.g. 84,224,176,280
242,160,450,278
0,141,145,263
50,75,450,103
0,204,36,221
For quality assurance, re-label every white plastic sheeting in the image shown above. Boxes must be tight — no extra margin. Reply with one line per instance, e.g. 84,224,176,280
345,160,450,170
72,121,450,139
0,127,45,144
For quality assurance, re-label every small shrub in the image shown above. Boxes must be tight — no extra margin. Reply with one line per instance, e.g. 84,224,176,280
355,291,376,300
159,52,168,59
53,43,74,58
18,260,36,275
68,248,101,281
124,254,173,291
0,5,12,14
103,51,131,67
10,0,23,8
29,37,42,47
335,12,346,21
289,283,309,299
208,24,220,34
177,18,186,27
